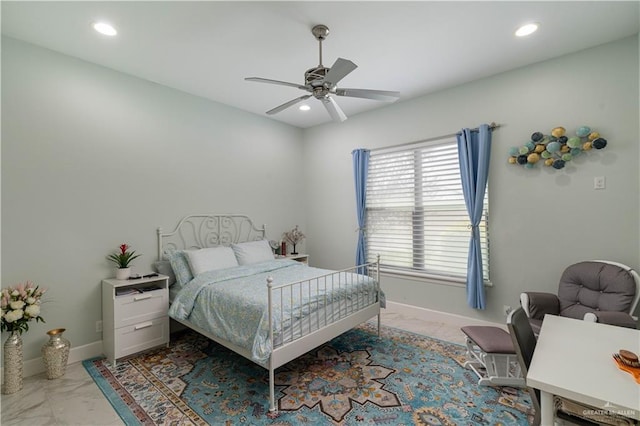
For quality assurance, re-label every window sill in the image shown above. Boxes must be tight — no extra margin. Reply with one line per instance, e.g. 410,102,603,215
379,268,493,287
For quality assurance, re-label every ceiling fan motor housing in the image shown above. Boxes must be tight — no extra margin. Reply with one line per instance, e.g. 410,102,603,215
305,66,332,98
305,66,328,85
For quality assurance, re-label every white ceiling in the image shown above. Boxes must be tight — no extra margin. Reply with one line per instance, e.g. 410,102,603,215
2,1,639,128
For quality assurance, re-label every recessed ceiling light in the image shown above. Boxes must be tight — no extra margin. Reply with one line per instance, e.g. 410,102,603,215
93,22,117,36
515,23,539,37
299,104,311,111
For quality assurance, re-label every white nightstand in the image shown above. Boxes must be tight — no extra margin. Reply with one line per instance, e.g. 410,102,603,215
101,274,169,366
286,253,309,265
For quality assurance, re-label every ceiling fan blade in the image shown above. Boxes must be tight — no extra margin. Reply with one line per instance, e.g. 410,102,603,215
245,77,307,91
335,88,400,102
321,96,347,122
266,94,312,115
323,58,357,87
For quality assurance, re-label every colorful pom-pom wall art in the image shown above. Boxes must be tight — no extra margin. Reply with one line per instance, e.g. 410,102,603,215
507,126,607,170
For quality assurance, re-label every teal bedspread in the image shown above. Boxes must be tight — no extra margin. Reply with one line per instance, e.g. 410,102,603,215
168,259,380,363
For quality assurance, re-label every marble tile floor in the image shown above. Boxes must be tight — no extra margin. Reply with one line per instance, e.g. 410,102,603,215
0,302,502,425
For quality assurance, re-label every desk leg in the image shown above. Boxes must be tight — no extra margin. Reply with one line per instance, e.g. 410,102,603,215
539,390,554,426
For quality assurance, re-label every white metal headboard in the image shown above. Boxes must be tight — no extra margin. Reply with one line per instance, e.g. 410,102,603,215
157,214,266,260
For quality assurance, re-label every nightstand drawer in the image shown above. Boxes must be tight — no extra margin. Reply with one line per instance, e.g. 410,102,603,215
114,289,168,328
114,316,169,359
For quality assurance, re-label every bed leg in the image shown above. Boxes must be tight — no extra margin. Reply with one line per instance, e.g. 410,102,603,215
377,313,381,337
269,366,276,412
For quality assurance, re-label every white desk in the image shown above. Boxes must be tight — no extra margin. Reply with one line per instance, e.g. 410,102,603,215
527,315,640,425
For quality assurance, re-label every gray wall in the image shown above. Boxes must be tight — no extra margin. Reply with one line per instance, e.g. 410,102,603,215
303,35,640,324
2,37,305,360
2,35,639,363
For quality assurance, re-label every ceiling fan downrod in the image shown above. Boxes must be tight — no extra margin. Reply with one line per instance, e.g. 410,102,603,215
312,24,329,67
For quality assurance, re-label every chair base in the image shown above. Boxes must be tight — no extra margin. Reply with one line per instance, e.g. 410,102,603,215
461,326,525,388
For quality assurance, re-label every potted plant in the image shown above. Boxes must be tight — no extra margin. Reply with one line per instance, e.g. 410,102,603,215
107,243,141,280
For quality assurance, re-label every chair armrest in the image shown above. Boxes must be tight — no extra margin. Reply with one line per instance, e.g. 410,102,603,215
583,311,638,329
520,292,560,320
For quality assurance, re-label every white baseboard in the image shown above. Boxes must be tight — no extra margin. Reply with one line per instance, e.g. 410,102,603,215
2,340,104,382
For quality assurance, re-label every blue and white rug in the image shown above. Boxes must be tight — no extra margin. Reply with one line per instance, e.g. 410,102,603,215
83,323,531,425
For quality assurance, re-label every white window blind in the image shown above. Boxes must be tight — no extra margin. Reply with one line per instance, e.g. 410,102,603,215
366,137,490,282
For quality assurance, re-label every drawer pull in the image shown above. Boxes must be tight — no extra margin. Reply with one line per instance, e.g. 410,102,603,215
133,294,152,301
134,321,153,330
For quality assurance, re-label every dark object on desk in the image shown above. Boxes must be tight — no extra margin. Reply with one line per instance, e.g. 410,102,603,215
612,354,640,383
617,350,640,368
620,349,639,362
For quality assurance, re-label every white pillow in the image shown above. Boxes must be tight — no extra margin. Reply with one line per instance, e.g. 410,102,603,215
232,240,275,265
186,247,239,276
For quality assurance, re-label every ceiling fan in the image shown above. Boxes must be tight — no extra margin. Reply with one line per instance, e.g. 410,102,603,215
245,24,400,123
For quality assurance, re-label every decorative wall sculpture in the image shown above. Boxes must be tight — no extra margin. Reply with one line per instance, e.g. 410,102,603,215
508,126,607,169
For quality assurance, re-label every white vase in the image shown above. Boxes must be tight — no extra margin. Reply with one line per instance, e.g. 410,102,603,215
115,267,131,280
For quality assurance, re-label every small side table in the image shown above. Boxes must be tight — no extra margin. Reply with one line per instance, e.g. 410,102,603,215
101,274,169,366
286,254,309,265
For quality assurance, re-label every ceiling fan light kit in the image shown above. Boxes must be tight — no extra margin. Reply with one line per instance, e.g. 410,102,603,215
246,24,400,123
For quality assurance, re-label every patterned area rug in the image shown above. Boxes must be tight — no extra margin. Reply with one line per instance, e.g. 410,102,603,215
83,323,531,425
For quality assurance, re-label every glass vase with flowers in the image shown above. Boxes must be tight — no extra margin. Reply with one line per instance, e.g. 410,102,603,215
1,281,46,394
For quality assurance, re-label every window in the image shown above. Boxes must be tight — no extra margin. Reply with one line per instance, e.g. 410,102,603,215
366,137,490,283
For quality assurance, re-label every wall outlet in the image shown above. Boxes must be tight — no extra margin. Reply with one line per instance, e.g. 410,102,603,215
503,305,513,317
95,320,103,333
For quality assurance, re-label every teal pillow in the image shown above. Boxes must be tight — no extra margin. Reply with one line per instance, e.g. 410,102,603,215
165,249,194,289
151,260,176,286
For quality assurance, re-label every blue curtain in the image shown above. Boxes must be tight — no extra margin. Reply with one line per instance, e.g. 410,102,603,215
457,124,492,309
352,149,370,269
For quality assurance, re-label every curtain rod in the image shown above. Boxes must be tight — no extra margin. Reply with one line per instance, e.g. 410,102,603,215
368,122,500,153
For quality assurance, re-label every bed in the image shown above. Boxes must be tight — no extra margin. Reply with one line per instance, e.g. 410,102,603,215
155,214,382,412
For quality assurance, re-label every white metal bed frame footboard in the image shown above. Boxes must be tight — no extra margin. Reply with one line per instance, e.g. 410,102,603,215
266,259,381,411
158,214,382,412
